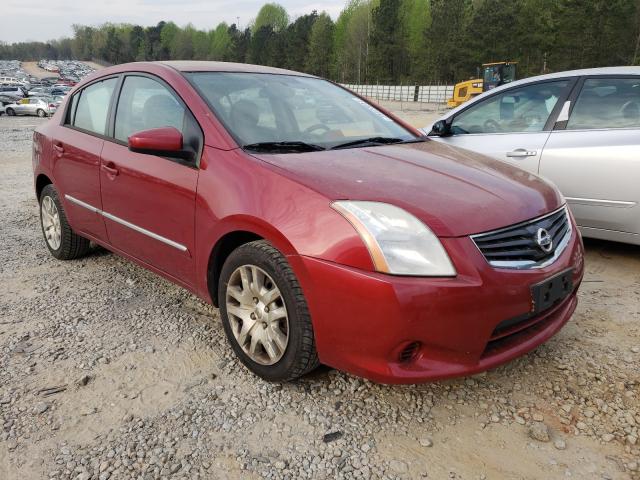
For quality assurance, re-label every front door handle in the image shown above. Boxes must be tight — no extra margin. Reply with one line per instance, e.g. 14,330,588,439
101,162,119,177
53,142,64,155
506,148,537,158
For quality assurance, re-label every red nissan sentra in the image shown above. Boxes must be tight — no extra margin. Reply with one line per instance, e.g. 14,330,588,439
32,61,584,383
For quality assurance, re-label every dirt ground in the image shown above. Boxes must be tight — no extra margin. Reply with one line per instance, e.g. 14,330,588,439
21,62,59,80
0,113,639,480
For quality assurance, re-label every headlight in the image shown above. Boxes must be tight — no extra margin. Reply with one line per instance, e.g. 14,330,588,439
331,201,456,276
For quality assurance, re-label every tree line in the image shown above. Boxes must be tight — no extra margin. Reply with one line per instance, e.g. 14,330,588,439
1,0,639,84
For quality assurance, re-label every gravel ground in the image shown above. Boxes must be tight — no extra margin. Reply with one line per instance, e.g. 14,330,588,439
0,114,639,480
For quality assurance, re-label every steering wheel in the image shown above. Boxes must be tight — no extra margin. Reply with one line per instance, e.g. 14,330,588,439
304,124,331,135
483,119,501,133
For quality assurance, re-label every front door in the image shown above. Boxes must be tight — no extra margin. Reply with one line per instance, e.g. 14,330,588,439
99,74,200,285
435,79,574,175
540,76,640,235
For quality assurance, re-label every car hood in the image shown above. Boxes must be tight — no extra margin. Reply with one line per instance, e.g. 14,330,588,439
251,140,563,237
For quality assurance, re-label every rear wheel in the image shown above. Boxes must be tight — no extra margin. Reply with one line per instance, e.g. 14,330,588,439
6,108,15,116
39,184,91,260
36,109,46,118
218,240,319,382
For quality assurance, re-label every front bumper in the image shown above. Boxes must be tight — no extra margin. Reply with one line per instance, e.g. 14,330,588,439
291,227,584,384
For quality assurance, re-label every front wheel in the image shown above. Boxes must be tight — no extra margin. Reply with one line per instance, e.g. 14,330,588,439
36,109,46,118
39,184,91,260
218,240,319,382
6,108,15,116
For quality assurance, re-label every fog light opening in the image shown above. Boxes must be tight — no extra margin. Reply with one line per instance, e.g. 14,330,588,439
398,341,421,363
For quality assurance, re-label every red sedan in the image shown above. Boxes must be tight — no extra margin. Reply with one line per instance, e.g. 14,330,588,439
32,61,584,383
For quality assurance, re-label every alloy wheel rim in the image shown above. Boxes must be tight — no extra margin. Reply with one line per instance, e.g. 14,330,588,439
226,265,289,365
41,196,61,250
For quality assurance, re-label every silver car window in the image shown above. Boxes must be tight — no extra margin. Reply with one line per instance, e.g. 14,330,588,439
567,78,640,130
451,81,569,135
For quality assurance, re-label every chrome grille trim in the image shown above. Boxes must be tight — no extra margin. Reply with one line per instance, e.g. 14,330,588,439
470,205,572,270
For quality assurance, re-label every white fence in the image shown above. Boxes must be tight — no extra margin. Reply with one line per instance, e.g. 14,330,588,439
341,84,454,103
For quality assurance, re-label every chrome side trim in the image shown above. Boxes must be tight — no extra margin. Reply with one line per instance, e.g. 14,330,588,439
65,194,100,213
64,194,188,252
565,197,636,208
470,206,572,270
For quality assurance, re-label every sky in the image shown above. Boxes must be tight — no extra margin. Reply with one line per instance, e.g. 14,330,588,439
0,0,346,43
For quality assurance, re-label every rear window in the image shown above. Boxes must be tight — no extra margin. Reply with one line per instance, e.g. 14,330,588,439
71,78,117,135
567,78,640,130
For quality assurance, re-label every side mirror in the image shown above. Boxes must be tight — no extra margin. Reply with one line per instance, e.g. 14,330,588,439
430,120,451,137
128,127,187,158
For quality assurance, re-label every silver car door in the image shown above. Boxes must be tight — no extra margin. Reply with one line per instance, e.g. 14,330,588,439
540,76,640,238
433,79,575,175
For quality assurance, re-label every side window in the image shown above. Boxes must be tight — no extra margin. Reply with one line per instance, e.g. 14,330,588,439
72,78,117,135
114,76,185,142
567,77,640,130
451,80,569,135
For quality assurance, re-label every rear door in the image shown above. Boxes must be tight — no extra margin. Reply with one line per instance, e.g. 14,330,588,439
51,76,119,242
539,75,640,236
99,73,201,285
434,79,575,174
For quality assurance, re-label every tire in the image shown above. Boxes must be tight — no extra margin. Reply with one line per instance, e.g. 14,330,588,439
6,108,15,116
218,240,319,382
36,109,46,118
39,184,91,260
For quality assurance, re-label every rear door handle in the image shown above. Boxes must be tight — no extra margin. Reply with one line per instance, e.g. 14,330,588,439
53,142,64,154
101,162,119,177
506,148,537,158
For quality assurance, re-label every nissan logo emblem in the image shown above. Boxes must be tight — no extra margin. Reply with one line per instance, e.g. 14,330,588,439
536,228,553,253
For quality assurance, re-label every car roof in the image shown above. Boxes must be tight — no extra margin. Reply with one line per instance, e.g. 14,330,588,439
159,60,315,77
91,61,315,79
442,66,640,120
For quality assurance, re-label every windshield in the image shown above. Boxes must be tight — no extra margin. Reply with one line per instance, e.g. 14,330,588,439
185,72,415,150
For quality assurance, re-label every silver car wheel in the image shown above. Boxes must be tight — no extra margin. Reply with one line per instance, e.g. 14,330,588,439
41,195,61,250
225,264,289,365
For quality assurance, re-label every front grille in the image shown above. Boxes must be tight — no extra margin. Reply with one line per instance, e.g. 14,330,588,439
471,206,571,269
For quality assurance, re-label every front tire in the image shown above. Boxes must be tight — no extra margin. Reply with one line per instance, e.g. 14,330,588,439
39,184,91,260
36,109,46,118
6,108,15,116
218,240,319,382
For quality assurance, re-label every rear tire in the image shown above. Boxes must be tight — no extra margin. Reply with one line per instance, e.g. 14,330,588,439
39,184,91,260
36,109,46,118
6,108,15,116
218,240,319,382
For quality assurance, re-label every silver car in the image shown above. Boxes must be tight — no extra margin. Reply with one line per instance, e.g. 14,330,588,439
4,97,56,117
426,67,640,246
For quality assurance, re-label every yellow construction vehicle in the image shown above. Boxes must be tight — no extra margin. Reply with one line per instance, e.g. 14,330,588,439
447,62,517,108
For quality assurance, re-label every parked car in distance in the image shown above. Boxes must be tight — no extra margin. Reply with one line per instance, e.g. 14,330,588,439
28,86,52,97
0,104,5,116
425,66,640,246
32,61,584,384
6,96,56,117
0,85,25,99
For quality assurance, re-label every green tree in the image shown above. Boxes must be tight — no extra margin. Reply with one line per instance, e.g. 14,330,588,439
306,12,334,77
368,0,404,83
254,3,289,32
211,22,232,60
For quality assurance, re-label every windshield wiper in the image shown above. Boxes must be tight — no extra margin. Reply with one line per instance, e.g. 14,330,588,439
330,136,423,150
243,141,326,153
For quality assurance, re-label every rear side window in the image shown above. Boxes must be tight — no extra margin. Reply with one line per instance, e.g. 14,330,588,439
114,75,185,142
72,78,117,135
567,77,640,130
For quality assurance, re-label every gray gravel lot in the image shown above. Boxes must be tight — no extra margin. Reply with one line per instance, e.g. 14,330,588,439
0,114,639,480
